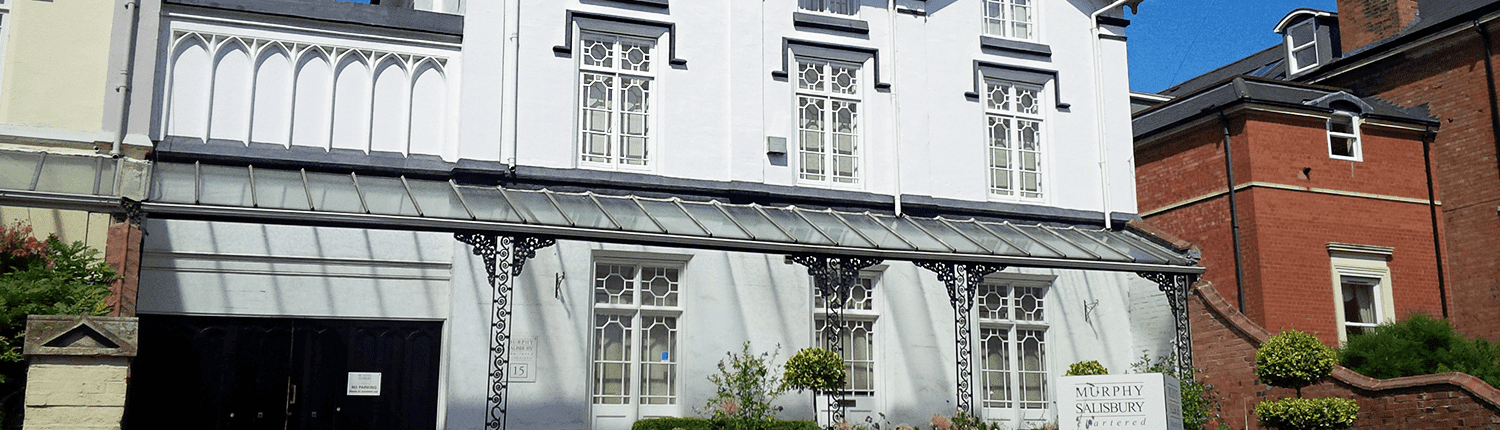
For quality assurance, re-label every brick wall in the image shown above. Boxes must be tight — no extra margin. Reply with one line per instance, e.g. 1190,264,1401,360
1321,28,1500,341
23,356,131,430
1334,0,1420,53
1192,283,1500,430
1137,111,1444,343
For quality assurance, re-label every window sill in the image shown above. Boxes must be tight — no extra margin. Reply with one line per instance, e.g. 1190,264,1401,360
600,0,669,7
793,12,869,35
980,36,1051,58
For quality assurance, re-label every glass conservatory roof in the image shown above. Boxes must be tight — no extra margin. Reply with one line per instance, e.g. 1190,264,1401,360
0,156,1202,274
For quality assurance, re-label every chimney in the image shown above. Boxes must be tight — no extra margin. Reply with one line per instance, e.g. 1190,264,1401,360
1335,0,1420,52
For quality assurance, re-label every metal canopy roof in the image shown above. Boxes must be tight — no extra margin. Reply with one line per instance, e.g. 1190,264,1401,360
0,154,1202,274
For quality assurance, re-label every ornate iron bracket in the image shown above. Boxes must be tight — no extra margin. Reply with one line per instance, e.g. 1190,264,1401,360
1137,272,1197,374
789,254,882,425
914,261,1006,414
456,233,555,430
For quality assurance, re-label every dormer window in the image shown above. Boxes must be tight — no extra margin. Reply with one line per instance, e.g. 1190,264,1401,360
1328,111,1361,161
1274,9,1339,76
1286,20,1318,73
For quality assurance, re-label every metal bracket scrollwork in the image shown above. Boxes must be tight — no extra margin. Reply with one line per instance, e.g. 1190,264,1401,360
1137,272,1197,374
914,261,1006,414
456,233,555,430
789,254,882,425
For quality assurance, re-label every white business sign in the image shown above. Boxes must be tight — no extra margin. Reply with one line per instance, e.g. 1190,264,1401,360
346,372,382,396
510,337,538,383
1058,373,1183,430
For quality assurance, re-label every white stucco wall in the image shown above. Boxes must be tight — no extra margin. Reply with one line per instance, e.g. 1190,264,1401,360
455,0,1140,216
135,219,1174,429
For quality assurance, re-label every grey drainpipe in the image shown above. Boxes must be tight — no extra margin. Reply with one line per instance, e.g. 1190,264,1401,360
1478,22,1500,213
1218,111,1247,314
110,0,142,157
1421,125,1449,318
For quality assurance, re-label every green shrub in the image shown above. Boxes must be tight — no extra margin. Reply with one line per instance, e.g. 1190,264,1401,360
1256,330,1337,390
1340,313,1500,387
630,417,818,430
703,342,786,425
1132,354,1223,430
1064,360,1108,376
1252,397,1357,430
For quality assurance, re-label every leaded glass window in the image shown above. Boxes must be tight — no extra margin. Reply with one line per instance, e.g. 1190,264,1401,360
985,80,1044,201
579,33,654,169
983,0,1034,41
799,0,857,16
977,282,1050,421
592,260,682,407
813,276,877,396
796,58,861,186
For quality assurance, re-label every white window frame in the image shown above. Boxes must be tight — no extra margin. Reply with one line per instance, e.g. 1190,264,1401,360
982,0,1037,41
589,257,687,426
798,0,859,17
1328,243,1395,344
974,275,1052,428
577,32,658,172
1327,111,1362,161
984,79,1046,202
795,57,864,188
1285,19,1319,74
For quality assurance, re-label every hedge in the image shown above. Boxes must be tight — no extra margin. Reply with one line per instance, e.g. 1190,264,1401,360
1253,397,1358,430
631,417,819,430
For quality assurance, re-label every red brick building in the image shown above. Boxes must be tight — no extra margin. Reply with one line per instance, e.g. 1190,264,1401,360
1154,0,1500,342
1134,77,1444,346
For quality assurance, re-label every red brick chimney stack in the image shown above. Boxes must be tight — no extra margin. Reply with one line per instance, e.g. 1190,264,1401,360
1335,0,1421,53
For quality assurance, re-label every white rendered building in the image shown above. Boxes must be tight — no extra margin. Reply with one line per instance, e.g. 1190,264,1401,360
10,0,1207,429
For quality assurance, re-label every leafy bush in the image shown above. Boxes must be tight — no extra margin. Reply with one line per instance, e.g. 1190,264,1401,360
783,347,846,392
0,221,116,430
1256,329,1337,390
1065,360,1108,376
1132,354,1223,430
1252,397,1357,430
631,417,818,430
702,342,786,426
1340,313,1500,387
0,222,115,366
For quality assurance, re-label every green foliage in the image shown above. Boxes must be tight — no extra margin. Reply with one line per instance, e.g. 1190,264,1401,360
702,342,787,426
783,347,846,393
1256,330,1337,389
630,417,818,430
1132,354,1223,430
1064,360,1108,376
1340,313,1500,387
1252,397,1358,430
0,222,116,367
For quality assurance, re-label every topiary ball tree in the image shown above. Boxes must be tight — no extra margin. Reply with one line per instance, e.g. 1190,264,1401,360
1256,329,1337,395
1254,330,1357,430
782,348,845,422
1065,360,1109,376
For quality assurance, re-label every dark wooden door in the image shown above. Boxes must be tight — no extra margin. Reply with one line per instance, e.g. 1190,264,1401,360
125,315,441,430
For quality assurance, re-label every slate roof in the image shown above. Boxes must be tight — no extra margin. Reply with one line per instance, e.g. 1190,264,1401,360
1135,76,1437,142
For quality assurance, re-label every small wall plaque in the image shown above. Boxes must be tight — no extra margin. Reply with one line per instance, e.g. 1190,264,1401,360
347,372,382,396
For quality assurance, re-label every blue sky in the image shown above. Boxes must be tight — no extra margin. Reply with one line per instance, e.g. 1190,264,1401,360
1126,0,1338,93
